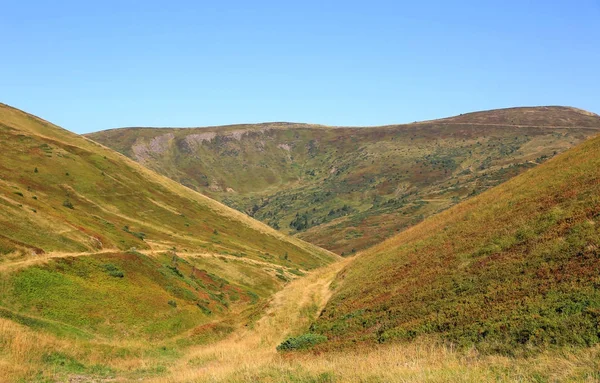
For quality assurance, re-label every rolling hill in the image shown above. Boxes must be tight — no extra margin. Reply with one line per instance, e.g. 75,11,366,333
87,106,600,255
3,102,600,382
0,103,337,382
311,127,600,355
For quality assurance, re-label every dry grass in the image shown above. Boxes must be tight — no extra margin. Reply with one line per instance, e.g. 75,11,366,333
140,256,598,383
2,257,600,382
152,259,351,383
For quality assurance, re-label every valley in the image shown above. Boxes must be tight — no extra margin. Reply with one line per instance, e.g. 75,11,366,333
88,106,600,254
1,103,600,382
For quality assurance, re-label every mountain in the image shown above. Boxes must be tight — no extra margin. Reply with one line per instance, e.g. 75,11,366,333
3,102,600,382
0,103,337,381
86,106,600,255
311,129,600,354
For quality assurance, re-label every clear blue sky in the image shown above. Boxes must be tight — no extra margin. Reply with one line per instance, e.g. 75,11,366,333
2,1,599,133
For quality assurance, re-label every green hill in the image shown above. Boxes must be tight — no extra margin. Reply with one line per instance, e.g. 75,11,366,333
0,103,337,381
87,106,600,255
311,130,600,354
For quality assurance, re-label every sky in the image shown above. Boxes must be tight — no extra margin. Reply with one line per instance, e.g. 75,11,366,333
1,1,599,134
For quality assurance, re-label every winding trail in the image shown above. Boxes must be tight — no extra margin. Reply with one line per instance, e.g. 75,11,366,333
151,258,351,383
0,249,120,273
0,248,308,277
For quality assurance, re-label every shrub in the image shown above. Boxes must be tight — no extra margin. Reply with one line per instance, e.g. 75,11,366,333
166,265,184,278
197,303,212,315
122,225,146,240
62,199,74,209
276,333,327,351
101,263,124,278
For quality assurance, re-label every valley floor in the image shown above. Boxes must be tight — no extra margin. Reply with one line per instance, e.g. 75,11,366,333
2,254,600,383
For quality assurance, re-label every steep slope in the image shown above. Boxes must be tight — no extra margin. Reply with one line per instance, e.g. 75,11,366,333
87,106,600,254
0,102,336,373
0,103,333,267
312,131,600,354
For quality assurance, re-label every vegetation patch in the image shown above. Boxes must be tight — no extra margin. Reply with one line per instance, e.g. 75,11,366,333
277,333,328,351
313,132,600,355
101,263,124,278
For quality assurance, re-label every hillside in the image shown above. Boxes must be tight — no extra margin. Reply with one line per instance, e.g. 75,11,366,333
0,103,337,381
311,130,600,354
87,106,600,254
427,106,600,127
3,103,600,382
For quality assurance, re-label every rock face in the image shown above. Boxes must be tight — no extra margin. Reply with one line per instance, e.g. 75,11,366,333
132,133,175,163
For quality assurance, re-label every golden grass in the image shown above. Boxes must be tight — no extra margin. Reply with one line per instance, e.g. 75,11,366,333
136,256,598,383
151,259,351,383
2,256,600,382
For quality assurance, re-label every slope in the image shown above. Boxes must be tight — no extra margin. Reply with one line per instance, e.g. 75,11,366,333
311,130,600,354
0,103,337,381
86,106,600,255
0,103,334,266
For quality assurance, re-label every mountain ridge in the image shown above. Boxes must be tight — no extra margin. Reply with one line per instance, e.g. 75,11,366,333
86,105,600,132
87,105,600,254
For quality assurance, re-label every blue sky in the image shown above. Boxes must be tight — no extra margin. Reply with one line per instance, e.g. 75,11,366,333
2,1,599,133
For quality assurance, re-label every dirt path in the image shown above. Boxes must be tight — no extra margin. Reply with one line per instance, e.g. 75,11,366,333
0,247,306,276
0,249,120,273
150,258,350,383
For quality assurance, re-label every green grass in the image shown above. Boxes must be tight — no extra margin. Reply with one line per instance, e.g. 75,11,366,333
312,131,600,355
87,106,600,254
2,253,217,339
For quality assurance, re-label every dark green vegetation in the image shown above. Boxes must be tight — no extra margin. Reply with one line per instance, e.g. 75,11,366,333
0,102,335,343
87,106,600,254
312,131,600,355
277,333,328,351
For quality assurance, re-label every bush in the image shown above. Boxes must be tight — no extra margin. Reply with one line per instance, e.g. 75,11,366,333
62,199,74,209
166,265,184,278
276,333,327,351
197,303,212,315
122,225,146,240
101,263,124,278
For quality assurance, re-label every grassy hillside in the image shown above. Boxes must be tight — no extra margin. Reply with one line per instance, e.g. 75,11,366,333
2,103,600,382
311,131,600,355
0,103,334,266
87,106,600,254
0,103,337,381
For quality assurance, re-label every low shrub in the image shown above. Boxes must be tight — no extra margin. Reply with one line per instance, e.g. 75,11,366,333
101,263,124,278
276,333,327,351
